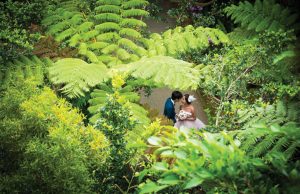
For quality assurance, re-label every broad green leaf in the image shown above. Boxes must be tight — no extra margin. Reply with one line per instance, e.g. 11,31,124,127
152,162,169,171
147,136,162,146
184,177,204,189
157,174,180,185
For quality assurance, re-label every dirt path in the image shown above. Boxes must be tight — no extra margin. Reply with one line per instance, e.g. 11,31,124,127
140,1,208,124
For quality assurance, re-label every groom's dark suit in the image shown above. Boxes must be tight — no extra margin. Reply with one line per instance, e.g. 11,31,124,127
163,98,176,123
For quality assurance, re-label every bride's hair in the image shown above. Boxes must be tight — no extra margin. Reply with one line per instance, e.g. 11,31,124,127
184,94,196,104
184,94,191,104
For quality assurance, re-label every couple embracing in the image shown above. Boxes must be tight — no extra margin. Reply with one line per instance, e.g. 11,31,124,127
164,91,205,129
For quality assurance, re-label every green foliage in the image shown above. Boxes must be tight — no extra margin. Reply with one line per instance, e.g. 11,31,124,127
0,55,52,90
93,76,137,193
88,81,150,126
138,127,297,193
0,0,52,61
224,99,298,128
232,122,300,159
48,58,109,98
0,28,35,62
260,82,300,100
0,80,110,193
225,0,299,33
258,30,296,54
144,25,229,57
42,0,149,65
117,56,202,90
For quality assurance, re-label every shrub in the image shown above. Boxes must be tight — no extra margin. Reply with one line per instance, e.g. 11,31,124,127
0,80,110,193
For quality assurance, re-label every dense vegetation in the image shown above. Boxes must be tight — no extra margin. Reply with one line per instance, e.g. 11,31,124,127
1,0,299,193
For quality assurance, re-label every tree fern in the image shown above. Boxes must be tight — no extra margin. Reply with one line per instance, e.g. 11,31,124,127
88,83,150,125
237,100,299,129
48,58,109,98
92,0,149,65
233,123,300,160
232,100,300,159
225,0,299,32
144,25,229,57
0,56,52,89
115,56,201,90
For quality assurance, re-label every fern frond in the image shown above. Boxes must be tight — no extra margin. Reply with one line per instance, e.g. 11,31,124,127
0,56,52,88
78,22,94,32
120,18,147,28
119,28,142,38
81,30,99,41
96,32,121,42
98,55,116,63
102,44,119,54
88,83,149,125
113,56,201,90
116,48,130,60
95,5,121,13
49,58,109,98
250,133,282,157
69,14,84,25
233,122,300,160
95,22,120,33
225,0,299,32
85,51,100,63
47,21,69,35
122,0,149,9
69,34,82,47
88,42,110,50
55,28,75,42
97,0,121,6
283,141,299,160
122,9,149,17
94,13,122,22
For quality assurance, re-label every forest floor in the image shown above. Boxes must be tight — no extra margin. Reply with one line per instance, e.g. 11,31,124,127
140,0,208,123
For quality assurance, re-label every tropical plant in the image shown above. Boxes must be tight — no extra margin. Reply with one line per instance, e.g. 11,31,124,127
144,25,229,57
88,79,150,125
93,75,138,193
0,0,51,62
117,56,202,90
0,55,52,89
0,80,110,193
42,0,149,65
137,126,296,194
237,100,299,128
225,0,299,33
230,122,300,159
48,58,109,98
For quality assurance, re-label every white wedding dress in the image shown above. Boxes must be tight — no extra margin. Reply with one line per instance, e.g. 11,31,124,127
174,110,205,130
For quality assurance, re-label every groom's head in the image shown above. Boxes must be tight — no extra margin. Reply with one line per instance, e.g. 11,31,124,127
171,91,183,103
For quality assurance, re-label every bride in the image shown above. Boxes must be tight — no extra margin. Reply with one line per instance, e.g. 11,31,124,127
174,94,205,130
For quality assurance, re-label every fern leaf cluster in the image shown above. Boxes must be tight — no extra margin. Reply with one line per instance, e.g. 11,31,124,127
230,100,300,159
93,0,149,66
0,56,52,89
116,56,202,90
48,58,109,98
42,0,149,66
144,25,229,57
88,83,150,126
231,123,300,160
237,100,299,129
225,0,299,32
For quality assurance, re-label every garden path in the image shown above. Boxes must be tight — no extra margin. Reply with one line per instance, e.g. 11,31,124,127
140,1,208,124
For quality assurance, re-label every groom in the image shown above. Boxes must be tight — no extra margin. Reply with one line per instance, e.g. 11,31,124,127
163,91,183,123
